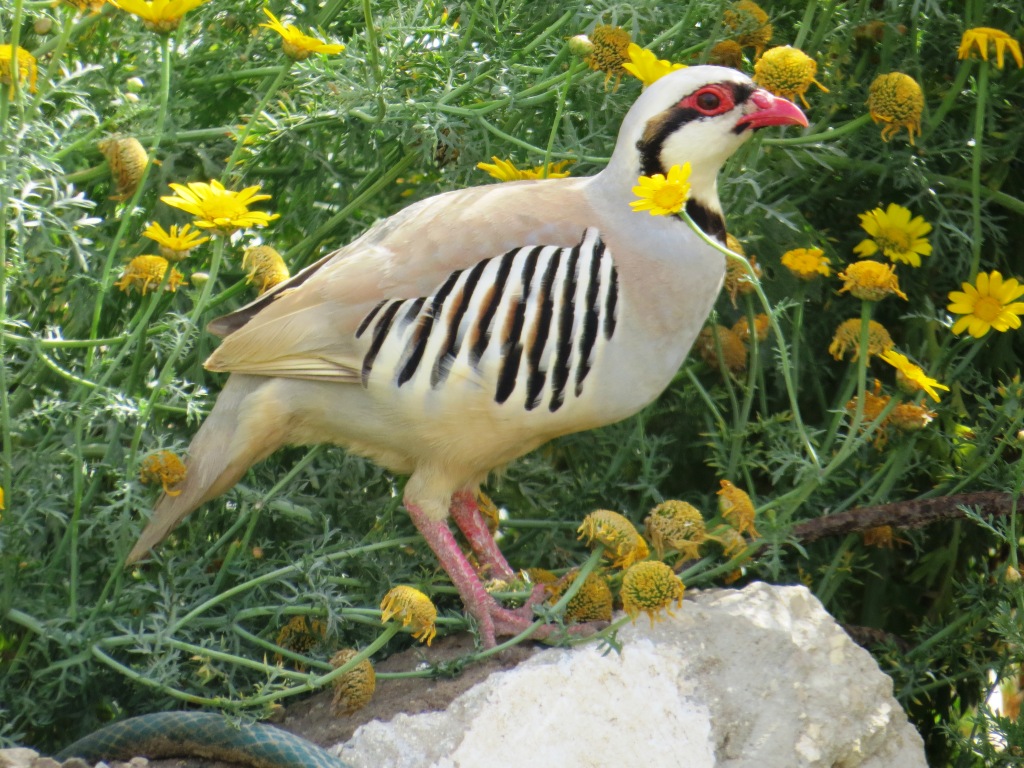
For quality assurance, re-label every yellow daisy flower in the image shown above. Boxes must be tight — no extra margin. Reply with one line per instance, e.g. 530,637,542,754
0,45,38,97
139,450,187,495
712,525,747,558
828,318,894,362
161,180,279,235
780,247,830,280
142,222,210,260
622,43,685,88
620,561,685,625
585,24,633,89
114,255,185,294
696,325,748,374
379,586,437,645
867,73,924,145
731,313,769,345
578,509,649,569
853,203,932,267
329,649,376,716
242,245,290,294
111,0,211,33
880,350,949,403
862,526,900,549
717,480,759,537
947,270,1024,338
552,570,614,624
724,237,762,306
958,27,1023,70
629,163,692,216
644,500,706,561
723,0,773,60
845,379,891,435
97,136,149,201
274,615,328,667
889,402,936,431
260,8,346,60
476,157,572,182
753,45,828,108
709,39,745,69
837,260,908,301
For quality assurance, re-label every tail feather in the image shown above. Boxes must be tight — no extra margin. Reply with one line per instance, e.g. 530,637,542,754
126,374,285,565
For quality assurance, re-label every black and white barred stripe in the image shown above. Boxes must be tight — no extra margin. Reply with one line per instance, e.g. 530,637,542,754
355,228,618,413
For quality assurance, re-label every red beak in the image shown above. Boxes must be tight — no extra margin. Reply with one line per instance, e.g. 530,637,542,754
737,88,808,131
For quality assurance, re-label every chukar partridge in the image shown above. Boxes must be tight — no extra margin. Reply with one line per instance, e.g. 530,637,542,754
127,66,806,647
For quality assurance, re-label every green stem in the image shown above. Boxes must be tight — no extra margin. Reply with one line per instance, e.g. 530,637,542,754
968,60,988,278
542,66,574,173
169,537,421,632
843,302,874,444
361,0,386,120
289,151,417,263
511,9,574,62
790,286,806,388
0,0,25,560
202,66,287,85
223,66,292,181
811,154,1024,216
25,7,75,121
762,113,872,147
30,3,113,58
925,60,972,135
686,368,729,437
0,96,14,510
85,33,173,368
727,299,761,478
682,210,820,468
477,117,605,163
231,624,333,671
127,237,226,468
791,0,819,50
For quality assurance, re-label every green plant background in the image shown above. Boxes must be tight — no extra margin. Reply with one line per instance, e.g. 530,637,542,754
2,0,1023,764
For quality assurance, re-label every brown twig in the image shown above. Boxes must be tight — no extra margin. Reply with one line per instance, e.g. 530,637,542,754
792,492,1016,543
842,623,913,653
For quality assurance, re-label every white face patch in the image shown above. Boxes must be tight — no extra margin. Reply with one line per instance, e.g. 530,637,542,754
656,112,752,196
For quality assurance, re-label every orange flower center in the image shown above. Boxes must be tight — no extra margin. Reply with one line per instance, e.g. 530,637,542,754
200,195,250,221
875,227,913,255
973,295,1004,323
652,184,687,212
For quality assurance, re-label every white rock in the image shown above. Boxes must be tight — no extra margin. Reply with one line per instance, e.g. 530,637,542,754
335,582,926,768
0,749,39,768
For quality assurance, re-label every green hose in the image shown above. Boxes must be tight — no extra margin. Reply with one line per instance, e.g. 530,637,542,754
56,711,354,768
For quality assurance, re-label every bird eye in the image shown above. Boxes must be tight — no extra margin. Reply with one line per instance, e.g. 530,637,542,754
696,90,721,111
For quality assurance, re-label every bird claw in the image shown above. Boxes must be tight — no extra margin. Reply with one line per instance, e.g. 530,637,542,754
477,584,606,648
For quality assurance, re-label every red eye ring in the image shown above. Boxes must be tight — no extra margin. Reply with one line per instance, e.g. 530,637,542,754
678,84,735,116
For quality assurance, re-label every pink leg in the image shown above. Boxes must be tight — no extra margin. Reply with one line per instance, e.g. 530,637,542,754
449,490,516,581
407,501,550,647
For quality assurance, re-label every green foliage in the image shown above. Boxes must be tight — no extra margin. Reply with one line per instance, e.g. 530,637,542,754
1,0,1023,763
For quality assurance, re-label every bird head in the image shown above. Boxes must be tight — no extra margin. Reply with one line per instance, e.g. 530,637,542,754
601,65,807,235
